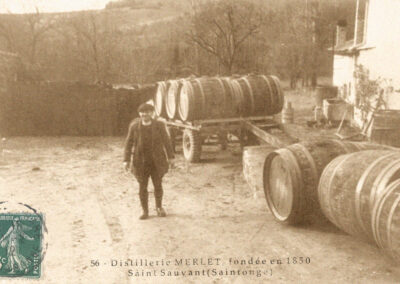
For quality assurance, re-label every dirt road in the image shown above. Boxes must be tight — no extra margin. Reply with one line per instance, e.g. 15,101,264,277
0,136,399,284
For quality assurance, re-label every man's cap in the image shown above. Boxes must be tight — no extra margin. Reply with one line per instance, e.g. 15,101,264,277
137,103,154,113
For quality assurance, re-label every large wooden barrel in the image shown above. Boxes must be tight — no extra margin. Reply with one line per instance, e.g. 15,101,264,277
318,151,400,241
165,80,184,119
263,139,392,224
178,77,229,121
371,178,400,262
178,75,284,121
230,75,283,117
154,81,168,117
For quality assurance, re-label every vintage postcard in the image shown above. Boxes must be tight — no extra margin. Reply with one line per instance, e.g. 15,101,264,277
0,0,399,283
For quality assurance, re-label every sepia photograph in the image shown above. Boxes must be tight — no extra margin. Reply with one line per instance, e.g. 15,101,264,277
0,0,399,283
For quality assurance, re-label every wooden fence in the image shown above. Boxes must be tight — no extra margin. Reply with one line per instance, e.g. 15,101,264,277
0,81,155,136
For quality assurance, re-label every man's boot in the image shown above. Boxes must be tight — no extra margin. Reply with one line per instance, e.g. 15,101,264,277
155,195,166,217
139,191,149,220
156,207,166,217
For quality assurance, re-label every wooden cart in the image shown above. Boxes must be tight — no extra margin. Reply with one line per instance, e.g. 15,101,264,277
159,116,297,162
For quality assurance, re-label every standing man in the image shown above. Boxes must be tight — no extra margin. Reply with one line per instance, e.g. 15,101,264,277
123,103,174,220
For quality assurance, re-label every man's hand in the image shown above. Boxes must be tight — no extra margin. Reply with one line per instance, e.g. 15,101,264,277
123,162,129,172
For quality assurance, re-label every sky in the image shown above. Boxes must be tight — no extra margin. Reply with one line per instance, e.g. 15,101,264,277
0,0,112,14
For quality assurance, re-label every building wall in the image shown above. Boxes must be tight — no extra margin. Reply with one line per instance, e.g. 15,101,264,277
333,0,400,128
357,0,400,108
333,54,356,104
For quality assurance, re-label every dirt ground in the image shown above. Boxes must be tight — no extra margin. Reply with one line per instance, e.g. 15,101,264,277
1,91,400,284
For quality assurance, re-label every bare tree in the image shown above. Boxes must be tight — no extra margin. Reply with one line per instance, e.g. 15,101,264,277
187,0,264,75
24,8,56,64
0,8,55,81
65,11,123,83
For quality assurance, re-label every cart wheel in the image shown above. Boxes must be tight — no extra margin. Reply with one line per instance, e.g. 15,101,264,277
182,129,202,163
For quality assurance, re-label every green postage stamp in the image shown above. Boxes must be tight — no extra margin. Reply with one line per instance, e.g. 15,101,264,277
0,213,42,278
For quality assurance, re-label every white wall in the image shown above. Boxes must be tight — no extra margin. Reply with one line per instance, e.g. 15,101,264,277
333,54,356,104
333,0,400,128
358,0,400,109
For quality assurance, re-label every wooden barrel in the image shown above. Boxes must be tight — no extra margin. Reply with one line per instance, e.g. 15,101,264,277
230,75,283,117
165,80,184,119
371,178,400,262
178,74,284,121
263,139,392,224
154,81,168,118
318,151,400,241
178,77,229,121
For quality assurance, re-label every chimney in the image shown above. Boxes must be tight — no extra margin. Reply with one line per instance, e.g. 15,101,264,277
336,20,347,47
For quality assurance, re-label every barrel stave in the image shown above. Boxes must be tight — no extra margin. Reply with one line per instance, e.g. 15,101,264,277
372,179,400,262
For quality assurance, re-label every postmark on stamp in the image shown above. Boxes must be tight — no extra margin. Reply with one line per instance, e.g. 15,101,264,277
0,212,43,278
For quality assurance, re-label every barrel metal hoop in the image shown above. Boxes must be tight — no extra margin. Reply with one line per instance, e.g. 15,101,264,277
387,194,400,256
166,80,178,118
370,158,400,246
265,149,302,221
270,75,283,110
229,79,244,114
279,148,302,216
354,153,398,235
214,77,228,115
260,75,275,113
292,143,318,185
181,81,195,121
194,78,206,119
369,158,400,210
155,81,167,115
371,179,400,250
241,76,256,115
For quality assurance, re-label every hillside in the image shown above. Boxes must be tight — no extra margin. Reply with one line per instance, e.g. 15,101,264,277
0,0,357,85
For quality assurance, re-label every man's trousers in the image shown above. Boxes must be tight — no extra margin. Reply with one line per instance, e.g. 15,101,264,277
138,160,163,212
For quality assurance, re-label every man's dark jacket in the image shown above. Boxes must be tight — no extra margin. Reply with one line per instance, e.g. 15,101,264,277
124,118,174,182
